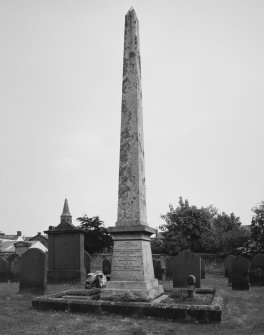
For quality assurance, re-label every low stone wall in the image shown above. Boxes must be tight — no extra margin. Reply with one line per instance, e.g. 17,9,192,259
199,254,224,276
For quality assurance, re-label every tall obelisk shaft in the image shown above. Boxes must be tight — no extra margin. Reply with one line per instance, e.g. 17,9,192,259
117,7,147,227
101,8,163,302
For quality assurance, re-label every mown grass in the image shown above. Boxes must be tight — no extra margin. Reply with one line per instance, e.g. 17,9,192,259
0,275,264,335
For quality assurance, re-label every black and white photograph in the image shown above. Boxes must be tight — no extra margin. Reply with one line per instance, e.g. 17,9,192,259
0,1,264,334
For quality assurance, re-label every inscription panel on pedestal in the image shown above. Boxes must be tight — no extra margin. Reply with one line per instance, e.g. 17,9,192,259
111,240,144,280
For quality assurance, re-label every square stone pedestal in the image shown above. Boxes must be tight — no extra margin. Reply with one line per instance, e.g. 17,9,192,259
100,225,164,302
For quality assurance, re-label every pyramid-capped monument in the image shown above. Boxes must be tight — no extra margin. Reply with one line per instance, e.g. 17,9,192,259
101,8,164,302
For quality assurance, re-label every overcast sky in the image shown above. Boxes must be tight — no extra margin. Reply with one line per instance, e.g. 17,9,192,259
1,0,264,236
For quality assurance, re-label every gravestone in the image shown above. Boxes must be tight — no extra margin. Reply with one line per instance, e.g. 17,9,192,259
201,259,205,279
8,253,21,282
20,248,47,293
231,256,250,290
153,259,162,280
0,258,9,282
172,251,201,288
250,254,264,286
84,251,91,274
224,255,236,277
100,8,163,302
166,256,175,280
102,259,111,276
45,199,86,283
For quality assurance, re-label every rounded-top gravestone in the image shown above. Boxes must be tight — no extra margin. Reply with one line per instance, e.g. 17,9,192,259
20,248,47,293
250,254,264,286
231,256,250,290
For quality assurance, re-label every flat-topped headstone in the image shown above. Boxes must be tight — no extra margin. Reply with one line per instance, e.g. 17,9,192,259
172,251,201,288
8,253,21,282
20,248,47,293
231,256,250,290
224,255,236,277
100,8,163,302
250,254,264,286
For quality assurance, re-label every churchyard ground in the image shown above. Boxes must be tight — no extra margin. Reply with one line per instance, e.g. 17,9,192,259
0,275,264,335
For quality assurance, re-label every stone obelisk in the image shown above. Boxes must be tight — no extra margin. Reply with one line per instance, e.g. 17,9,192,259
101,7,163,302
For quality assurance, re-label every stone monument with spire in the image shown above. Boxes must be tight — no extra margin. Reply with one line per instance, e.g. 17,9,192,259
101,8,163,301
45,198,86,283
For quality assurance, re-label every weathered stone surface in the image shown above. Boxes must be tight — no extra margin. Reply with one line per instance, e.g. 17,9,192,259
224,255,236,277
0,258,9,282
250,254,264,286
153,259,162,280
231,256,250,290
20,248,47,293
101,8,163,301
45,199,86,283
32,288,223,322
166,257,175,280
8,253,21,282
102,259,111,276
201,259,205,279
117,7,146,227
110,239,154,281
172,251,201,288
84,251,91,274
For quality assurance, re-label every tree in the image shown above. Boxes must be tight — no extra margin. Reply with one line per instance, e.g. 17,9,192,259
251,202,264,252
160,197,249,255
160,197,212,254
76,215,113,254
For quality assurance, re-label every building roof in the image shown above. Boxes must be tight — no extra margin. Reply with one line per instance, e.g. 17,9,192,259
29,241,48,253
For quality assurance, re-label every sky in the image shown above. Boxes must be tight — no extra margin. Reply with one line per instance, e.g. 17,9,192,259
0,0,264,236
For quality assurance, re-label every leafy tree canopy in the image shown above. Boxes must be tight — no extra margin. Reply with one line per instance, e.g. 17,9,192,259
76,215,113,254
251,201,264,250
160,197,212,254
159,197,248,255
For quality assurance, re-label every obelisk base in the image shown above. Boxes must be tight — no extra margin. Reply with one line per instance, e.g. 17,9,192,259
100,225,164,302
100,279,164,302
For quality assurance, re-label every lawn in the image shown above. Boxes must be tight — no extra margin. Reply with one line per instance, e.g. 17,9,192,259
0,275,264,335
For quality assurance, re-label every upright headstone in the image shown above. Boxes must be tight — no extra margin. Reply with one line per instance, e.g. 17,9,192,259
101,8,163,302
8,253,21,282
172,251,201,288
201,259,205,279
250,254,264,286
84,251,91,274
153,259,162,280
102,259,111,276
45,199,86,283
20,248,47,293
231,256,250,290
166,256,175,280
0,258,9,282
224,255,236,277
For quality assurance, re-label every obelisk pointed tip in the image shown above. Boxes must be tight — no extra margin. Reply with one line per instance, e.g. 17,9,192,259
126,6,137,17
